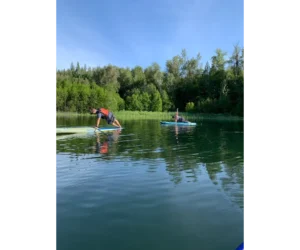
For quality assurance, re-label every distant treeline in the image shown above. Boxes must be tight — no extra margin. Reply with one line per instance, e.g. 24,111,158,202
56,45,243,116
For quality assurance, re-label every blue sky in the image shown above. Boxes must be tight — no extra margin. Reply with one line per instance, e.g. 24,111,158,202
57,0,243,70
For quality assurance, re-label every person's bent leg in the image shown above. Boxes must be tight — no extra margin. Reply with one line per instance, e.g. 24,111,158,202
111,121,117,127
113,119,121,127
115,119,121,127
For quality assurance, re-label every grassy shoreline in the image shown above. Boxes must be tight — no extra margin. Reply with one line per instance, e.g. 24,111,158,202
56,111,243,121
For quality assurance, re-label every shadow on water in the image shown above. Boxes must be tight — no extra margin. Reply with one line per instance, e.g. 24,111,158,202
57,118,244,209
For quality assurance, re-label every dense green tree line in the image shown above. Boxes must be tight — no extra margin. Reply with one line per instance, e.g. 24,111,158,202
57,45,243,116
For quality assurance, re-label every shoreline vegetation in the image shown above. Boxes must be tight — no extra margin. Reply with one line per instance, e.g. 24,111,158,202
57,46,243,117
56,111,243,121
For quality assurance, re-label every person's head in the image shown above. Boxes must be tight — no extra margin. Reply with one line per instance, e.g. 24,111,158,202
89,107,97,114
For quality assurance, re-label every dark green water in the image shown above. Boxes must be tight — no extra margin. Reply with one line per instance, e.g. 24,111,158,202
57,116,244,250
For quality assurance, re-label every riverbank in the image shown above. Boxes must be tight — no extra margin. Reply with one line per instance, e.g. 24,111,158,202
56,111,243,121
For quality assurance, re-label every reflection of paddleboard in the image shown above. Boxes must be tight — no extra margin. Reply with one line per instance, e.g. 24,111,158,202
56,133,94,141
235,242,243,250
160,121,197,126
56,126,123,135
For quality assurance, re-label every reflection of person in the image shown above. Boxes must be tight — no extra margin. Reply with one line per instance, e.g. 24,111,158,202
175,125,179,144
174,125,194,144
95,133,108,154
89,107,122,128
95,130,121,154
110,129,121,142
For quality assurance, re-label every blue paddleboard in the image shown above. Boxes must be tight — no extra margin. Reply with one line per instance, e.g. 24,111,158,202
160,121,197,126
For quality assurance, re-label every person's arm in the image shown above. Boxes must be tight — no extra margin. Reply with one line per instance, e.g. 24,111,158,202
96,117,101,127
95,113,102,128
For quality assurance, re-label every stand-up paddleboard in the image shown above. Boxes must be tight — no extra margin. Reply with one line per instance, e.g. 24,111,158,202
97,127,123,132
160,121,197,126
235,242,244,250
56,126,123,135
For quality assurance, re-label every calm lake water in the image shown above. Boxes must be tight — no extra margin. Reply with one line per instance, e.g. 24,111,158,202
56,116,244,250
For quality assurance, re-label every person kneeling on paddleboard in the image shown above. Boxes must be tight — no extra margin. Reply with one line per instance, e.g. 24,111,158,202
89,107,122,128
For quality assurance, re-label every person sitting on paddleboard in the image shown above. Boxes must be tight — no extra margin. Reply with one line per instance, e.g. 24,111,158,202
172,115,186,122
172,109,188,123
89,107,122,128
